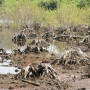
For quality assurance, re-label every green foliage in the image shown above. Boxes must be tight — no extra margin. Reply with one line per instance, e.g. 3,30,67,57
0,0,4,5
57,3,89,26
38,0,58,10
0,0,90,29
77,0,90,8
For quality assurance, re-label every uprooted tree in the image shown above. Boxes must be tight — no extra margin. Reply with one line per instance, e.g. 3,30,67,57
24,64,59,80
52,48,90,65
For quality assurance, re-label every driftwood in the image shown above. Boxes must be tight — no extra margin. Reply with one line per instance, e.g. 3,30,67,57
79,35,90,44
22,79,40,86
24,64,59,80
28,32,37,39
52,48,90,65
55,34,81,42
55,35,70,41
24,66,30,79
42,32,55,39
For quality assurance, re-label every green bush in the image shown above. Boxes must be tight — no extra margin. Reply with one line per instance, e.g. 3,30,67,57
77,0,90,8
38,0,58,10
0,0,4,5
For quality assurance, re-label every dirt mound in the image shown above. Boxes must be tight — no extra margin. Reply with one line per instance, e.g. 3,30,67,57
52,48,90,65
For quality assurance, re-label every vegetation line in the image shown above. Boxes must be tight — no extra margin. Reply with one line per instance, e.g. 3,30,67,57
0,0,90,29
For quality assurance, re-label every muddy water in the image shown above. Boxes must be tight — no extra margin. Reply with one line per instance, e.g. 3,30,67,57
0,29,16,53
0,29,21,74
0,29,76,54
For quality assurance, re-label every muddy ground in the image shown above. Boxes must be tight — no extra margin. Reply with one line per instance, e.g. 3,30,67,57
0,24,90,90
0,50,90,90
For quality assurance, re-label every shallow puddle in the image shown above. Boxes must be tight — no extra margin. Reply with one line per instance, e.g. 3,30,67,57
0,59,11,66
0,57,21,74
0,66,21,74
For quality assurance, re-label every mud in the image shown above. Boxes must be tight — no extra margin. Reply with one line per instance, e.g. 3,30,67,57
0,24,90,90
0,49,90,90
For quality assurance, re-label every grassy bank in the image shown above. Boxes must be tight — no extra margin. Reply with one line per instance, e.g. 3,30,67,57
0,0,90,29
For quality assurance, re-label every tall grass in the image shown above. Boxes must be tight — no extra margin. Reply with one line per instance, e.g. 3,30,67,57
0,0,90,30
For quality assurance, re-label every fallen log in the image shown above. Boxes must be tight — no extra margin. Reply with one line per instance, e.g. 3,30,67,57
22,79,40,86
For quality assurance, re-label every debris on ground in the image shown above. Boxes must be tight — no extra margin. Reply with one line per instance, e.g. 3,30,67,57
22,79,40,86
24,64,59,80
28,32,37,39
52,48,90,65
29,39,49,48
0,48,6,55
42,32,55,40
23,46,48,54
79,36,90,44
12,49,22,55
12,31,27,46
14,64,71,89
12,31,26,42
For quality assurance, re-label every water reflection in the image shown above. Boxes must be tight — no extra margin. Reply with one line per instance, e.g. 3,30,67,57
0,29,73,54
0,28,74,74
47,44,60,54
0,59,11,66
0,57,21,74
0,66,21,74
47,41,72,54
0,29,16,52
0,19,14,23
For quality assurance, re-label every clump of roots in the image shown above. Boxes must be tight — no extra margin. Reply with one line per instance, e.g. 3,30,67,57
52,48,90,66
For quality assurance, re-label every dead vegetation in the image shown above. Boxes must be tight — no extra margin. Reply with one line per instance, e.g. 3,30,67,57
52,48,90,66
14,64,70,89
24,64,59,80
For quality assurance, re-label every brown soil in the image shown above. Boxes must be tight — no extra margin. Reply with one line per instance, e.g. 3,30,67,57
0,50,90,90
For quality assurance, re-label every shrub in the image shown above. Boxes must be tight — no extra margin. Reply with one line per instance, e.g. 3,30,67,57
77,0,90,8
38,0,58,10
0,0,4,5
